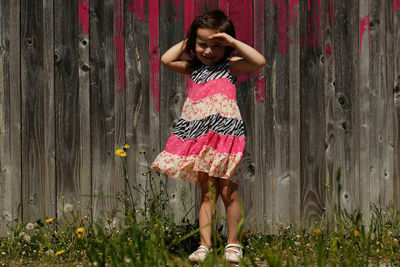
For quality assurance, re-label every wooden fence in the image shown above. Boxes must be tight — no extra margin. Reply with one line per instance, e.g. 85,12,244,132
1,0,400,233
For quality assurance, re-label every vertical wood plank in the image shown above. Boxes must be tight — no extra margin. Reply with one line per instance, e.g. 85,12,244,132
8,0,22,227
368,1,394,207
394,0,400,208
90,0,123,220
43,0,56,219
325,0,360,215
148,0,160,178
263,0,277,230
54,0,83,215
78,0,91,215
125,0,150,212
288,0,301,224
272,0,292,225
21,0,51,222
250,0,266,231
0,0,17,233
299,0,326,226
358,0,371,218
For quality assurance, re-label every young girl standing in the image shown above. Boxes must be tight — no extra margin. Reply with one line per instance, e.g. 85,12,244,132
151,9,265,263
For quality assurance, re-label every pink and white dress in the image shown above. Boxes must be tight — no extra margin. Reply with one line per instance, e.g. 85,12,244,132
151,59,245,184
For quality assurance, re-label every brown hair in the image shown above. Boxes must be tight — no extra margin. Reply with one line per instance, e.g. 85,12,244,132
185,9,236,68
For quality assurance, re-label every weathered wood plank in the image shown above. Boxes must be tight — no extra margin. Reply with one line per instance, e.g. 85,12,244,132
369,1,394,207
325,0,360,214
125,0,151,212
90,0,123,220
272,0,292,225
394,0,400,208
299,0,326,226
43,0,56,219
249,0,266,232
7,0,22,228
148,0,161,188
0,0,11,233
288,0,301,225
263,0,277,230
55,0,84,216
78,0,92,215
21,0,49,222
358,0,371,219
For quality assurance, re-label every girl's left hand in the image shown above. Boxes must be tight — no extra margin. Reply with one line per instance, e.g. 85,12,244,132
208,32,236,47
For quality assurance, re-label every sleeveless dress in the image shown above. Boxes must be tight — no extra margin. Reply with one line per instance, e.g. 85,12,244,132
150,59,246,184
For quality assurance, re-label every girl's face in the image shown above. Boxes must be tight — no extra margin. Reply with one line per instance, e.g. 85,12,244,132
195,28,226,66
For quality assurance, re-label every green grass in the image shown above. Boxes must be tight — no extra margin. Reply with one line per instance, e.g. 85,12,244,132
1,148,400,266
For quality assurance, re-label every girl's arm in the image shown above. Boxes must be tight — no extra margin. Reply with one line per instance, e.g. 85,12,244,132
160,40,192,74
209,33,266,75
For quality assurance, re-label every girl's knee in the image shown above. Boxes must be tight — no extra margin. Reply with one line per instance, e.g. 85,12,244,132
220,180,239,205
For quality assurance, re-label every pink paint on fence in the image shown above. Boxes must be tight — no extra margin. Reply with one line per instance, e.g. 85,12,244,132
78,0,89,35
229,0,252,82
360,14,370,54
219,0,230,16
325,44,334,63
255,0,265,103
329,1,334,25
128,0,146,23
394,0,400,12
274,0,287,57
149,0,160,111
305,0,321,47
114,0,125,94
255,76,266,103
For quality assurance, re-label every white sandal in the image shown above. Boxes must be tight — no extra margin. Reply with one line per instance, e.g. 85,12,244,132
188,245,212,262
223,243,243,263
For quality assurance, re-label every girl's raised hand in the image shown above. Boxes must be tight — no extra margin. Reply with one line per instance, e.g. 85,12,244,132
208,32,236,47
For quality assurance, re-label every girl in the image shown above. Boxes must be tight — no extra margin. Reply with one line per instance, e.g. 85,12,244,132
151,9,265,263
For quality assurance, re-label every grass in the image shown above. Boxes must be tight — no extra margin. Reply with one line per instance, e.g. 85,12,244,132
1,147,400,266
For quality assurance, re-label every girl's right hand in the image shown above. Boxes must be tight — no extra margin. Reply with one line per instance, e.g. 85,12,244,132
160,40,191,74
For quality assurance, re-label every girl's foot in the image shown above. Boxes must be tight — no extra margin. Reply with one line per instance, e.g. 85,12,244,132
188,245,212,262
223,243,242,263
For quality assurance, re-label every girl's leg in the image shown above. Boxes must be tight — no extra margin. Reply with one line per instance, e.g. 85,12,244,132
219,179,241,245
198,172,219,248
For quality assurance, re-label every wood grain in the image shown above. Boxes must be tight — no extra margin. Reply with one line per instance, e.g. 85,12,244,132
394,0,400,208
299,0,326,226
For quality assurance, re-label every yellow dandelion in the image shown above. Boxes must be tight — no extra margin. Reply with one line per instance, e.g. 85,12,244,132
141,149,146,153
76,227,84,233
123,144,130,149
120,152,127,157
354,230,360,237
46,218,55,223
115,149,123,156
77,233,83,239
55,250,65,256
313,228,321,234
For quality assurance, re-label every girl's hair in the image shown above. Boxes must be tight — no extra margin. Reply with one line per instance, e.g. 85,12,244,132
185,9,236,68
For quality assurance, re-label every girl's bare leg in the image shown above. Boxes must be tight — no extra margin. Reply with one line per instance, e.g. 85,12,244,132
198,172,219,248
219,179,241,245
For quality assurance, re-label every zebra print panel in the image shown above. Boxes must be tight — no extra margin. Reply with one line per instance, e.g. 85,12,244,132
191,59,236,84
172,113,245,139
